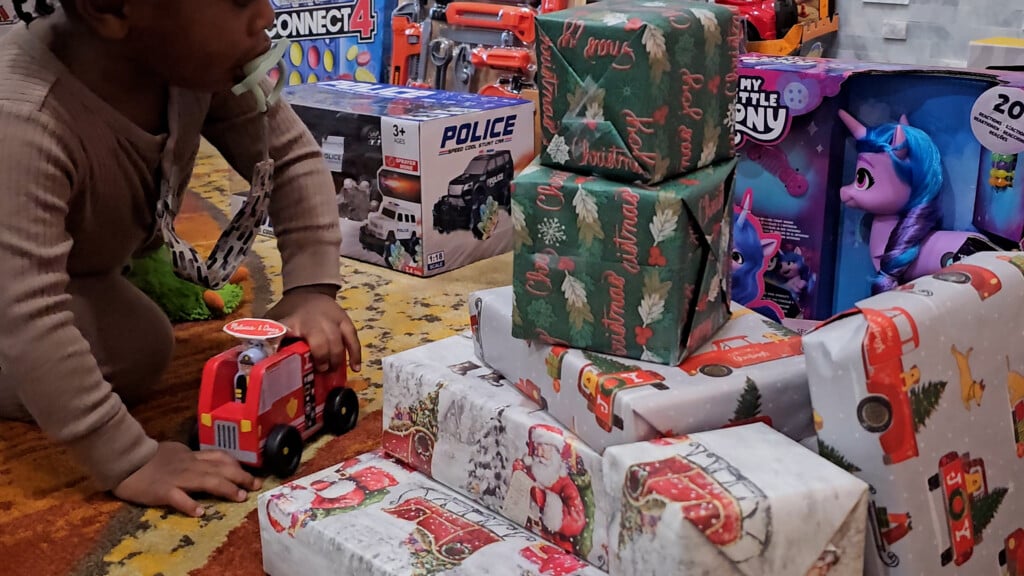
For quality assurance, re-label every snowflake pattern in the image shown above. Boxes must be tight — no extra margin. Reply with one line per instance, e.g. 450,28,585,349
538,217,567,245
602,12,629,26
547,135,571,164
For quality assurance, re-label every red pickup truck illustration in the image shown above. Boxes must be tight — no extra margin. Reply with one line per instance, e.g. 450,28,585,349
927,451,988,567
576,360,668,432
852,307,922,466
678,333,802,378
932,263,1002,300
999,528,1024,575
383,496,502,563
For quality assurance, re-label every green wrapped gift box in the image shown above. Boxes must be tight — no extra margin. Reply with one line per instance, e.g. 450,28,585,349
510,157,736,365
535,0,741,184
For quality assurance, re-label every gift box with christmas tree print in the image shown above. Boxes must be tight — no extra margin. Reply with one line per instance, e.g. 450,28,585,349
535,0,741,184
471,286,816,455
511,158,736,366
382,333,613,571
602,424,869,576
259,449,604,576
803,252,1024,576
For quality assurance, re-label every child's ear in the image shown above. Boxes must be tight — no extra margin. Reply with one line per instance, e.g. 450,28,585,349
71,0,130,39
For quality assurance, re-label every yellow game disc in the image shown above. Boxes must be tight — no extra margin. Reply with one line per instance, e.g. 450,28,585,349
324,49,335,72
355,67,376,82
347,45,359,61
307,73,318,83
289,70,302,85
290,42,304,67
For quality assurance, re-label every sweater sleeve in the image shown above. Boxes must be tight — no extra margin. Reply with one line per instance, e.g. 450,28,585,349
0,106,158,490
202,79,342,292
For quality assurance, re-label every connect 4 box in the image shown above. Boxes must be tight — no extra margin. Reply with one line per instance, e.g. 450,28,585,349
269,0,396,86
232,80,534,276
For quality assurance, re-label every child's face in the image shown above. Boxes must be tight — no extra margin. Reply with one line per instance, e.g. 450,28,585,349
110,0,277,92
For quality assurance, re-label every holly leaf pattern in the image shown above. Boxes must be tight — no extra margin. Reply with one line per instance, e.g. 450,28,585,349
511,200,533,253
642,25,670,84
585,100,605,122
701,122,721,167
650,191,682,245
692,8,723,54
643,268,673,301
562,273,595,330
573,183,604,248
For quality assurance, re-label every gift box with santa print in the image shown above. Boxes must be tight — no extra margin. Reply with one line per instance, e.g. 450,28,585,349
471,285,816,455
511,158,737,366
258,449,604,576
803,252,1024,576
602,424,870,576
534,0,741,184
382,333,613,571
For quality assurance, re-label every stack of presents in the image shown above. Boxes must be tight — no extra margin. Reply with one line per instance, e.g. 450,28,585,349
256,1,1024,575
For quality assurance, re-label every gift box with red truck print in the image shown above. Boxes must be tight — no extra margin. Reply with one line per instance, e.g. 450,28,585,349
602,424,869,576
803,252,1024,575
258,449,602,576
471,285,815,455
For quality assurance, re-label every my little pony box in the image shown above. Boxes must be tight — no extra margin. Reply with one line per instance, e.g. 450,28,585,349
269,0,396,87
732,54,1024,330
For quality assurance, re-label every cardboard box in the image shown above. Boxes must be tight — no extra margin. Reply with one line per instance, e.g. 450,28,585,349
803,252,1024,575
510,158,736,364
534,0,740,184
603,425,869,576
269,0,397,86
258,449,603,576
731,54,1024,331
382,333,613,570
231,80,534,276
471,286,815,454
968,37,1024,71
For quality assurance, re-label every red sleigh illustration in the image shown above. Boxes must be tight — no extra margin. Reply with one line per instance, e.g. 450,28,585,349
382,424,436,475
384,496,503,563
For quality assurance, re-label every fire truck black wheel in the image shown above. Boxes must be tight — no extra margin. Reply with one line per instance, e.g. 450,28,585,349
325,387,360,435
927,473,940,491
265,425,303,478
999,548,1007,566
940,548,953,566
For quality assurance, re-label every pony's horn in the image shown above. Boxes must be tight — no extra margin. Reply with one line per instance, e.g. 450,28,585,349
738,188,753,223
898,114,910,126
837,109,867,140
891,125,909,159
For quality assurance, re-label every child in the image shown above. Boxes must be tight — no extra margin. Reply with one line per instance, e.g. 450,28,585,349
0,0,362,518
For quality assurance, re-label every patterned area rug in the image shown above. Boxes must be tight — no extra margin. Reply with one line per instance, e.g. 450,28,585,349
0,142,512,575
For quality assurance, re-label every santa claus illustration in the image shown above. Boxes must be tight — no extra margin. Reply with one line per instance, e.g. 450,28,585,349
509,424,588,553
265,462,399,536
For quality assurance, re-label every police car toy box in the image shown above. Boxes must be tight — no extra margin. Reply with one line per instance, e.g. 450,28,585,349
232,80,535,277
731,54,1024,332
269,0,396,87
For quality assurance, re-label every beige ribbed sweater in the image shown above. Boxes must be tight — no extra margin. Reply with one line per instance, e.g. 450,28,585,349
0,24,342,489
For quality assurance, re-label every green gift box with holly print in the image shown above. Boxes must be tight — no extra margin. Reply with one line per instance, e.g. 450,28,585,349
510,157,736,365
535,0,741,185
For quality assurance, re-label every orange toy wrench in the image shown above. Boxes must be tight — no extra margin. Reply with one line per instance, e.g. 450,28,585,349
470,46,534,75
446,2,536,45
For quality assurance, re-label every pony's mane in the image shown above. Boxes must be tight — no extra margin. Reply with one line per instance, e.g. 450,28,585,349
854,118,943,293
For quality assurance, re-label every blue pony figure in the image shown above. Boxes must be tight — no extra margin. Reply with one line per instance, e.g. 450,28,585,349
837,110,998,294
731,189,785,323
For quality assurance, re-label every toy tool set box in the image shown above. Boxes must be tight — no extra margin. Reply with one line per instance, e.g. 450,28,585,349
231,80,534,276
269,0,397,86
730,54,1024,332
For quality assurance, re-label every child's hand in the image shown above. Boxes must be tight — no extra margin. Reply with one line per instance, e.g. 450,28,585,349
113,442,262,517
266,286,363,373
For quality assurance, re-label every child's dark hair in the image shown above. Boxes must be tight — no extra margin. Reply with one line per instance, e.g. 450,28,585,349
13,0,56,24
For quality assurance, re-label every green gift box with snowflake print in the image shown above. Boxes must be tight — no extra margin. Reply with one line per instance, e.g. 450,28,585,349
534,0,741,185
510,157,737,365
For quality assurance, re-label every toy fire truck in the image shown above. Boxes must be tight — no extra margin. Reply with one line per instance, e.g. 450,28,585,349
851,307,922,466
193,318,360,478
927,451,988,567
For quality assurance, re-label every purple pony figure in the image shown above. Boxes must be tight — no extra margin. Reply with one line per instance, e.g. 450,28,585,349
731,189,785,323
837,110,999,294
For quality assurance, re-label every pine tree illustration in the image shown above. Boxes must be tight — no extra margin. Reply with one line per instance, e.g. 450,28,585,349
817,439,862,474
971,487,1008,537
583,351,635,375
465,407,512,508
760,318,798,338
730,378,763,422
403,385,442,438
909,381,947,433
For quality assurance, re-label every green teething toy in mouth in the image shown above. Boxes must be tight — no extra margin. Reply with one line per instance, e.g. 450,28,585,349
232,36,290,113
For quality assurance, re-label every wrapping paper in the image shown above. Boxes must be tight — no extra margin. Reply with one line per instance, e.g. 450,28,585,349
602,424,869,575
382,334,613,570
259,449,603,576
535,0,740,184
472,285,815,454
510,159,736,365
803,252,1024,575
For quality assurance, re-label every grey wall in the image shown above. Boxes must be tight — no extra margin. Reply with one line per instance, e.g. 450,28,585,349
833,0,1024,67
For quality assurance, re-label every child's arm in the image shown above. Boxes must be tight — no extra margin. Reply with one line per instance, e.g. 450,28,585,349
203,79,361,373
0,107,159,491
